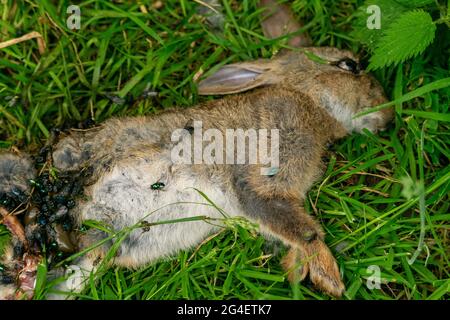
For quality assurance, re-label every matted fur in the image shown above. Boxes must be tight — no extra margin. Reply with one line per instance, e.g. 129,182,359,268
0,1,394,299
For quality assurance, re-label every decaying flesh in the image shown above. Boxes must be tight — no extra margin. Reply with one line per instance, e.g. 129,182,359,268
0,140,84,300
0,207,42,300
0,1,394,300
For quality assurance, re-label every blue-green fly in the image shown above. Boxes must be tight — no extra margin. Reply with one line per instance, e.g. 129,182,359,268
151,182,165,190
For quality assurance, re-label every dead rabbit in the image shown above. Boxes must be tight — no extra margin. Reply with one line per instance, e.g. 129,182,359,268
0,0,393,299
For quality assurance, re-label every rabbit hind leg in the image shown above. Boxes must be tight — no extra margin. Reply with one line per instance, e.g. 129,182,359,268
262,202,345,298
281,242,345,298
236,186,345,297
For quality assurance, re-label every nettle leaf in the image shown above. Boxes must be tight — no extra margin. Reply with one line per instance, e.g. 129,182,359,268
368,10,436,70
351,0,409,51
394,0,435,7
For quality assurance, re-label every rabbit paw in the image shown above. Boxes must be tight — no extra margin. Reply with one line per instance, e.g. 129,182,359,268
45,266,83,300
281,247,309,282
282,241,345,298
46,256,96,300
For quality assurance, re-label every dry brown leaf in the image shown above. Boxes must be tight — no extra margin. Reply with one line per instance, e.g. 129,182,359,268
0,31,46,54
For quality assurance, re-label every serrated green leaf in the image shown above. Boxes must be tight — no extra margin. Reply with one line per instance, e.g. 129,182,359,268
351,0,409,50
395,0,435,7
368,10,436,70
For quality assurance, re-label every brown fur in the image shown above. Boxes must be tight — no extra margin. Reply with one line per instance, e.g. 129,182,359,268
0,1,394,299
47,84,388,297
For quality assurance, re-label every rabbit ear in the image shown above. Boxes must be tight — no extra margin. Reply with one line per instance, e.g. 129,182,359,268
259,0,312,47
198,61,278,95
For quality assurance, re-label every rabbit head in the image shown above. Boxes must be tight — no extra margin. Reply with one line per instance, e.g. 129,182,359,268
198,1,393,134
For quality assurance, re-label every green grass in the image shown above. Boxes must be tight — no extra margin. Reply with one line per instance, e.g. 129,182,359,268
1,0,449,300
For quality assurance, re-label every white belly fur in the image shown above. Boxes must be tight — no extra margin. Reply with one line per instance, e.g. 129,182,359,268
78,155,245,267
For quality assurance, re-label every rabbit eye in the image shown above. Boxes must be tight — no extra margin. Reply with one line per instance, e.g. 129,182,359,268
336,58,360,74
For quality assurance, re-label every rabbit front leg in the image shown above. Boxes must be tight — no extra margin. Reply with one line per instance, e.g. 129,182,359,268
46,226,108,299
46,255,97,300
234,175,345,298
